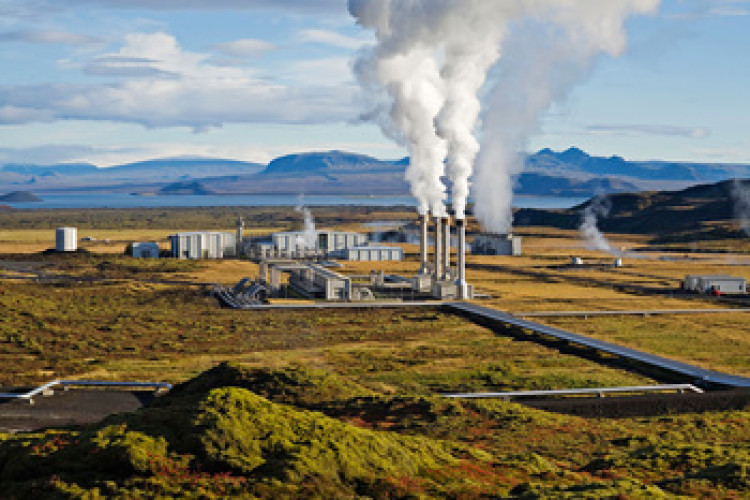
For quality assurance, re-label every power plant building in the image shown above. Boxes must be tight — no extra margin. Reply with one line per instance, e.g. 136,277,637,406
471,233,522,256
260,230,368,258
169,231,237,260
55,227,77,252
332,245,403,262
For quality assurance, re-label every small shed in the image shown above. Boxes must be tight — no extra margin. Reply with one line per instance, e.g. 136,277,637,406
132,242,160,258
684,275,746,294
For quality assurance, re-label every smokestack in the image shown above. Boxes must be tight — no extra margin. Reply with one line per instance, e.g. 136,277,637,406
419,213,430,274
442,216,451,280
236,216,244,257
434,216,443,280
457,218,467,299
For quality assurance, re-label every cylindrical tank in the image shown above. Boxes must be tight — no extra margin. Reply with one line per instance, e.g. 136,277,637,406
56,227,77,252
613,258,623,268
571,256,583,266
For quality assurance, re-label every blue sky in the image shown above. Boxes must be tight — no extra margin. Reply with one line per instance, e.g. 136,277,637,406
0,0,748,167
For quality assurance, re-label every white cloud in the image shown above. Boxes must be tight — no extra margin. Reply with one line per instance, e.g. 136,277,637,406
0,29,100,45
283,57,354,86
213,39,275,58
0,32,359,129
298,29,368,50
586,124,711,139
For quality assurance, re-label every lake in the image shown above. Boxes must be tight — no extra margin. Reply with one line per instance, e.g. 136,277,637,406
2,193,587,210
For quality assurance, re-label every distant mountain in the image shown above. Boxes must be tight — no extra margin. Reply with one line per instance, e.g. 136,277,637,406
0,191,42,202
0,163,98,176
107,157,264,178
514,172,638,196
514,179,750,241
261,151,403,176
527,147,750,182
2,148,749,200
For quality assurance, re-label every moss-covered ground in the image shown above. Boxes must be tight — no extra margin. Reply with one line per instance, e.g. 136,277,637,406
2,363,750,498
1,207,749,497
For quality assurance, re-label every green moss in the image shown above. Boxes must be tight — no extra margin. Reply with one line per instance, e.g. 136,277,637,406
194,387,455,483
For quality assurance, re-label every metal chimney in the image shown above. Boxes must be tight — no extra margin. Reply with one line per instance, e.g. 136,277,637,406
419,213,430,274
457,218,467,299
434,216,443,280
442,216,451,280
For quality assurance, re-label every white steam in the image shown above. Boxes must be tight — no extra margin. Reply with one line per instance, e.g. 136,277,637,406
731,179,750,236
295,196,317,251
579,195,619,255
349,0,659,228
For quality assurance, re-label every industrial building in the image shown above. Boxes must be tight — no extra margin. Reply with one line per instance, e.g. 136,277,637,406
169,232,237,260
251,230,368,259
471,233,522,256
55,227,77,252
684,275,746,295
131,242,160,258
331,245,403,262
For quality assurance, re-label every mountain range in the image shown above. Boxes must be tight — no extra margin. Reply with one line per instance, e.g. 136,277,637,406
1,148,749,198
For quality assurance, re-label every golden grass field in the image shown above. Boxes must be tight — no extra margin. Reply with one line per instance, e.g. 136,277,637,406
1,221,748,382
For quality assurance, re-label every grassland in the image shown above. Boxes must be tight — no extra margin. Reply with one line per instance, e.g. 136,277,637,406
1,206,750,497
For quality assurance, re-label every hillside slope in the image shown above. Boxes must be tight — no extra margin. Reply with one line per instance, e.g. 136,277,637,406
514,179,750,241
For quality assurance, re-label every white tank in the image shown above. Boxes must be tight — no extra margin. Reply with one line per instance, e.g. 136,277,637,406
56,227,77,252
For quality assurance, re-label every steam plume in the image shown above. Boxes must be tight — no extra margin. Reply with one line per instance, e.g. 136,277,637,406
349,0,659,228
579,195,619,255
295,196,317,251
731,179,750,236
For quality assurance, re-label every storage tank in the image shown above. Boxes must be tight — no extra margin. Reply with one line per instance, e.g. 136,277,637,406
56,227,77,252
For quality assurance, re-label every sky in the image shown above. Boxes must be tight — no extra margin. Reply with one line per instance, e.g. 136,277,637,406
0,0,748,167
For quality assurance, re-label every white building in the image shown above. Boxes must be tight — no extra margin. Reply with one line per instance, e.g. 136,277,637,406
684,275,746,294
471,233,522,256
269,230,367,258
169,232,237,260
333,245,403,262
55,227,77,252
131,242,160,258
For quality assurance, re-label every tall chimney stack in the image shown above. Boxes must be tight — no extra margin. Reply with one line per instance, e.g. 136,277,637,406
419,213,430,274
434,216,443,281
457,218,467,299
442,216,451,280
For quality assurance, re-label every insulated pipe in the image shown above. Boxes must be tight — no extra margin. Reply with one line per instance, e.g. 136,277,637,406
442,216,451,280
457,218,467,299
419,213,430,274
434,216,443,281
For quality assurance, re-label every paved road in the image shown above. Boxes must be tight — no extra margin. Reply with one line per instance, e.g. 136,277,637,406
0,389,154,433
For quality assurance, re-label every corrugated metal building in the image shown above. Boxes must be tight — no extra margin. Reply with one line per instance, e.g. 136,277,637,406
55,227,77,252
334,245,403,261
271,230,367,257
684,275,746,294
169,232,237,260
